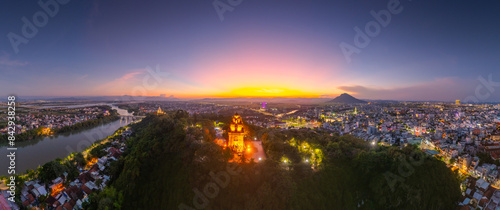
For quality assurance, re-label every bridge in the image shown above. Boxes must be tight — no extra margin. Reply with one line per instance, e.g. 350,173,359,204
119,115,145,124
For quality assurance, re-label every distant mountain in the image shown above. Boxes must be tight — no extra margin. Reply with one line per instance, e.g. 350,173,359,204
328,93,367,104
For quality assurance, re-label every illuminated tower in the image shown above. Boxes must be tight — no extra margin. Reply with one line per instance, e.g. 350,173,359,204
262,102,266,109
455,100,461,105
157,107,164,115
228,113,245,153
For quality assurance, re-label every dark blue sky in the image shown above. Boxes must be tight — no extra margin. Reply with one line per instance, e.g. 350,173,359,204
1,0,499,101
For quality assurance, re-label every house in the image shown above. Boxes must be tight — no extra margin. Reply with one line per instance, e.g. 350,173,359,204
479,198,489,208
423,149,439,156
122,130,132,137
62,201,74,210
78,172,95,184
49,182,64,197
473,191,484,204
471,157,480,170
81,184,92,195
45,196,57,207
27,194,35,204
466,188,472,196
22,193,35,208
64,186,83,201
272,121,287,128
459,204,471,210
52,177,63,184
33,183,48,196
486,189,500,209
107,147,122,159
0,191,11,210
493,135,500,141
476,179,490,192
22,200,30,208
97,157,108,165
57,194,67,206
461,197,471,206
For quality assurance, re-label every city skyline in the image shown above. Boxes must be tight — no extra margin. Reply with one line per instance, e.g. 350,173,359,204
1,0,500,101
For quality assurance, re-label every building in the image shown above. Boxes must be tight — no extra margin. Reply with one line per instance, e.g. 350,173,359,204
0,191,11,210
492,135,500,141
456,100,461,105
228,113,245,154
157,107,164,115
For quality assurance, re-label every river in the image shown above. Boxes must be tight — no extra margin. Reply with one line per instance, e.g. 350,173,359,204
0,104,138,176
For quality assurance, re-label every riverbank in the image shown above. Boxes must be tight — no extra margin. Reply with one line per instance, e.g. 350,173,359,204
0,117,136,176
0,119,139,209
0,114,120,144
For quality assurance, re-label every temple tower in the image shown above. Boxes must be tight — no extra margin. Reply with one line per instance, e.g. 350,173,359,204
228,113,245,153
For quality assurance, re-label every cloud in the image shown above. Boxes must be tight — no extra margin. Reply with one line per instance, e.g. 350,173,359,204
0,52,27,66
319,94,334,98
96,69,146,91
119,71,143,80
77,74,88,80
337,77,490,101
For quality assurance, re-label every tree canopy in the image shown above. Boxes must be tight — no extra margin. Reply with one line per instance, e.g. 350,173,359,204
90,111,461,209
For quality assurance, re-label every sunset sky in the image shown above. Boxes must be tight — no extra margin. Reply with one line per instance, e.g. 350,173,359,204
1,0,500,101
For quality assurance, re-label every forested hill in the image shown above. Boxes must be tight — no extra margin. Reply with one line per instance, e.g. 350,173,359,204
86,111,461,210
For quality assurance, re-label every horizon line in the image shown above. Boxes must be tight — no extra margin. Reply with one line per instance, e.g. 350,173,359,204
2,95,498,103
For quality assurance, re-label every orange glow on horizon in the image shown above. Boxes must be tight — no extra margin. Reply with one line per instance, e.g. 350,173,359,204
216,87,321,98
91,36,351,98
111,87,345,98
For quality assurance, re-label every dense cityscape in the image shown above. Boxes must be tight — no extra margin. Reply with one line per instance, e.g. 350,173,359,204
0,97,498,209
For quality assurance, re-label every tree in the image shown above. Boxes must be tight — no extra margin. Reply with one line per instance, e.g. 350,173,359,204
450,158,456,165
84,186,123,210
96,179,103,188
73,152,86,166
38,195,47,209
94,112,462,210
38,161,66,183
477,152,494,164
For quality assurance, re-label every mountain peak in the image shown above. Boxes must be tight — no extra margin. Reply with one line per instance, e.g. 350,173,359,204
328,93,367,104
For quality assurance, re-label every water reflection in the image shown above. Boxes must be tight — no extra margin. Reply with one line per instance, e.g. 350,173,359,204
0,105,140,175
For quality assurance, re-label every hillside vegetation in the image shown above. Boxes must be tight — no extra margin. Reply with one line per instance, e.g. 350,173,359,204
86,111,461,210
